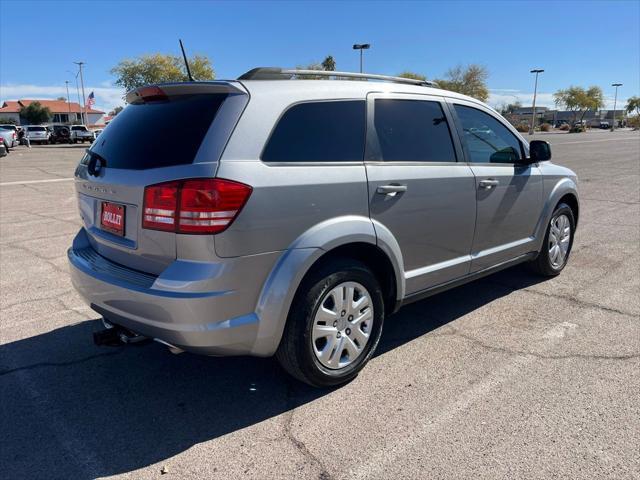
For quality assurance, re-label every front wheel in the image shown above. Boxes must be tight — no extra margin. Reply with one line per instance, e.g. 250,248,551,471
276,259,385,387
529,203,575,276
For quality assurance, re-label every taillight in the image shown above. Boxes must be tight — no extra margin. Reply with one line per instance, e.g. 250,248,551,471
142,179,252,234
142,181,179,231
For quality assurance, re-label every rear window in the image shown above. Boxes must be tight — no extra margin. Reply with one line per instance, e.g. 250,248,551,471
88,94,227,170
28,126,46,131
71,126,87,131
262,100,365,162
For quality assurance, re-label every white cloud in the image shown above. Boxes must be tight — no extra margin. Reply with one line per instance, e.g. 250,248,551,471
0,83,125,113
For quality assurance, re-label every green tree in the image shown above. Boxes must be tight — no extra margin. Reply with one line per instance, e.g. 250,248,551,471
56,96,67,101
554,86,605,124
109,106,124,116
111,53,215,92
297,55,337,79
321,55,336,71
0,117,17,125
434,64,489,102
397,71,427,81
19,102,52,124
626,96,640,116
499,101,522,115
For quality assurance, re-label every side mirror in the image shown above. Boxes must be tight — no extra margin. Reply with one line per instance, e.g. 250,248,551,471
529,140,551,162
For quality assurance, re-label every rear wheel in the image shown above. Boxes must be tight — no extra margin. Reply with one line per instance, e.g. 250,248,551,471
529,203,575,276
276,259,384,387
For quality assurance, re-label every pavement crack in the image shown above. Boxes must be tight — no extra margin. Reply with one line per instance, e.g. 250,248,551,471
487,279,638,318
0,349,124,377
446,327,639,362
1,290,75,310
283,381,334,480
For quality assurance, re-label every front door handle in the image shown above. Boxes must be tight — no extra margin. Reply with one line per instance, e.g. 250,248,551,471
479,179,499,189
377,184,408,195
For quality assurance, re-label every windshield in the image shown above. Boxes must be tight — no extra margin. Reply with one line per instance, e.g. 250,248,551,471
72,126,87,131
88,93,228,170
28,126,46,132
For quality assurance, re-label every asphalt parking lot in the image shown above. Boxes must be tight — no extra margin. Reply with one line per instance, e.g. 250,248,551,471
1,131,639,480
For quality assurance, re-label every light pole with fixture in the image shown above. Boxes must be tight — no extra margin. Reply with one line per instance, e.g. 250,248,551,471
73,61,87,125
529,68,544,135
611,83,622,131
352,44,370,73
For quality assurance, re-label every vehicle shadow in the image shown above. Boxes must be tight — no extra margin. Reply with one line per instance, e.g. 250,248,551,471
0,265,545,479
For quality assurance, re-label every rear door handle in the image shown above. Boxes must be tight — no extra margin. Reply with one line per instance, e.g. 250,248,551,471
479,179,499,189
376,184,408,195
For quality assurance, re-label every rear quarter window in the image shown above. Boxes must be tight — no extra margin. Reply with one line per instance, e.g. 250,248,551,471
89,93,227,170
261,100,365,162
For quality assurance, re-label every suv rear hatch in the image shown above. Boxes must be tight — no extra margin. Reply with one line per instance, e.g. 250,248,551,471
74,82,249,275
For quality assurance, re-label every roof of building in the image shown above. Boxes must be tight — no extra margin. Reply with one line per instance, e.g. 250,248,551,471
0,99,104,115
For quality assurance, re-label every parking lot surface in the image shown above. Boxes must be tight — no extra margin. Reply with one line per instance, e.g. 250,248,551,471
1,131,639,479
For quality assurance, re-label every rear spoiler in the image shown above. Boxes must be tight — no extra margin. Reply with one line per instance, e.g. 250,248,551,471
126,81,248,104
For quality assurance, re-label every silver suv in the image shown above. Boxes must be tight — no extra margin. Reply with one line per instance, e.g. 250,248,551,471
69,68,579,387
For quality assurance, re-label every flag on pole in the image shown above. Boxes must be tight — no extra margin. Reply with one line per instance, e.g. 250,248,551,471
86,91,95,108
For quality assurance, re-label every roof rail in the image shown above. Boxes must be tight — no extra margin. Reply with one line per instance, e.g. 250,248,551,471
238,67,439,87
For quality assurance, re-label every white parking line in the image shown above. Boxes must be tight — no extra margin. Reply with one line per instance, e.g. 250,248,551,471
0,178,74,187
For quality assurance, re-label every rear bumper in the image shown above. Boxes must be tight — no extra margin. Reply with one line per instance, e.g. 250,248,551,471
68,229,280,356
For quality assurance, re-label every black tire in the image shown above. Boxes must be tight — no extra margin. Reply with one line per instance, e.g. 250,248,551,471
529,203,575,276
3,141,9,154
276,258,385,388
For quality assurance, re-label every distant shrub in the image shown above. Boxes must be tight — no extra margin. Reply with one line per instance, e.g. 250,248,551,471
540,123,551,132
570,125,585,133
515,124,529,132
559,124,570,131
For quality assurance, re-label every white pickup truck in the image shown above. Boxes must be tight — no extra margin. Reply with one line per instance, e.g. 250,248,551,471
70,125,95,143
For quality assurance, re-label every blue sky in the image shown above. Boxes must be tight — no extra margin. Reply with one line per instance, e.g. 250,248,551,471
1,0,638,113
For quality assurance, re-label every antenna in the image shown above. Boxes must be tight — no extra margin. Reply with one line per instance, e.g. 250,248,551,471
179,39,194,82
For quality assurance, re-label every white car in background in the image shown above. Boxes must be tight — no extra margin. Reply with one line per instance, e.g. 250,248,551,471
24,125,50,144
0,124,19,148
70,125,95,143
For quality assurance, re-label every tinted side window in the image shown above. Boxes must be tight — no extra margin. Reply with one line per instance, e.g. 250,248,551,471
262,101,365,162
454,105,522,163
373,99,456,162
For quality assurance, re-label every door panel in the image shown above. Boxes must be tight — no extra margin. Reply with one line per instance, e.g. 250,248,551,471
469,164,543,270
367,164,476,293
449,101,543,271
365,94,476,294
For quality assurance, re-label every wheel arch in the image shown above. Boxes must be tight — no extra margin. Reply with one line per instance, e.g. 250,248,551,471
250,216,404,356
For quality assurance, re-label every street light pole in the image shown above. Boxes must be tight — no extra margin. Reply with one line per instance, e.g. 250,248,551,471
529,69,544,135
611,83,622,131
65,81,71,124
352,44,370,73
74,61,87,125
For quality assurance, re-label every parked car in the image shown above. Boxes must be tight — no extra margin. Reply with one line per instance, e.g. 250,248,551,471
0,127,18,151
49,125,72,144
92,128,104,138
24,125,50,144
70,125,95,143
68,69,579,387
0,124,19,148
599,121,610,129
